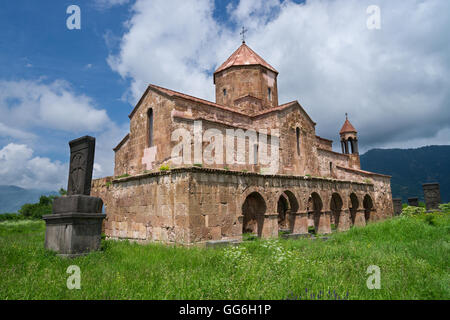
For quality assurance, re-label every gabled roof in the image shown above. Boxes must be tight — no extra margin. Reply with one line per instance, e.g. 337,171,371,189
254,100,316,126
214,42,278,74
340,118,357,134
128,84,315,125
128,84,250,119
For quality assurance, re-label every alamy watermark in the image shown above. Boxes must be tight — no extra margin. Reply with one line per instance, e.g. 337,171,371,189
366,5,381,30
66,5,81,30
366,265,381,289
66,265,81,290
171,120,280,174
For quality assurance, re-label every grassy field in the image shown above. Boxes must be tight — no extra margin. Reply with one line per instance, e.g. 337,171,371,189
0,209,449,300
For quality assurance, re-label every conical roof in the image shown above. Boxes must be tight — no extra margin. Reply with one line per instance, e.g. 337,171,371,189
340,117,357,134
214,42,278,74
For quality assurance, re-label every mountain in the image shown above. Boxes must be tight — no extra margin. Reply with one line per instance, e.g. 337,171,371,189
0,186,58,214
360,145,450,203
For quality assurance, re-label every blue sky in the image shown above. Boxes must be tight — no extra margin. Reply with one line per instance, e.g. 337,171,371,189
0,0,449,190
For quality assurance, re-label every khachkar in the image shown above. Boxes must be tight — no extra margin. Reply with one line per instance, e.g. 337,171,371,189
392,198,402,216
422,183,441,211
408,197,419,207
43,136,105,257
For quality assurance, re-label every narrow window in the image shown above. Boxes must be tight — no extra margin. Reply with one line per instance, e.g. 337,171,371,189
147,108,153,147
296,127,301,156
223,88,227,96
254,144,259,165
330,162,333,174
268,87,272,101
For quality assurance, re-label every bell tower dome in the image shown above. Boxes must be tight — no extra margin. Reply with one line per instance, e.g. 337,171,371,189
340,114,359,154
213,42,279,115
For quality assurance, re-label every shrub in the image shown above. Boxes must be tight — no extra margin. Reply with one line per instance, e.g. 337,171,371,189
18,195,55,219
193,163,203,168
401,205,426,217
0,213,24,222
159,165,170,171
439,203,450,212
116,173,130,179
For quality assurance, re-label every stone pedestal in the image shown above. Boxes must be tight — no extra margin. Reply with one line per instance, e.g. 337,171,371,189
43,195,105,257
316,211,331,235
408,197,419,207
393,198,402,216
422,183,441,211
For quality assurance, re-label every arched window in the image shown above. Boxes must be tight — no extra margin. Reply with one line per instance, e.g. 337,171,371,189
296,127,301,156
268,87,272,101
223,88,227,96
147,108,153,147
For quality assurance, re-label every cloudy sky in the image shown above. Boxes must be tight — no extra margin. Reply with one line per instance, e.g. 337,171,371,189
0,0,449,190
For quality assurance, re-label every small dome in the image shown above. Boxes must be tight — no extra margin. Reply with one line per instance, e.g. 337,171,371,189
340,117,357,134
214,42,278,74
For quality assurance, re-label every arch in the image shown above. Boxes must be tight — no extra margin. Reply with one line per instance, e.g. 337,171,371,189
242,192,267,237
348,137,354,154
330,193,343,231
307,192,323,234
363,194,374,223
277,194,289,231
277,190,300,232
349,193,359,225
147,108,154,147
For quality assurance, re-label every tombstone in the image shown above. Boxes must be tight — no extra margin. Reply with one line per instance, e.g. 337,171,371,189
407,197,419,207
393,198,402,216
422,183,441,211
42,136,105,257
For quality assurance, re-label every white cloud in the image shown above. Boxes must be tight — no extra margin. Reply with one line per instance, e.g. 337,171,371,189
0,79,128,190
0,79,110,133
94,0,131,9
0,143,66,190
107,0,450,152
107,0,230,102
0,122,36,140
92,121,129,179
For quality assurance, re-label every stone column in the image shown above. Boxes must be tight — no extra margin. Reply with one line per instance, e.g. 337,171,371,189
422,183,441,211
316,211,332,234
353,139,359,154
337,209,351,231
354,209,366,227
290,211,308,235
393,198,402,216
408,197,419,207
261,213,278,239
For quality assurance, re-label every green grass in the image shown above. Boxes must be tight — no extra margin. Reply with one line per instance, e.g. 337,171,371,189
0,210,449,300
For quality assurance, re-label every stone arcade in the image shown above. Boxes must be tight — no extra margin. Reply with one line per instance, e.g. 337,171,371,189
92,42,394,244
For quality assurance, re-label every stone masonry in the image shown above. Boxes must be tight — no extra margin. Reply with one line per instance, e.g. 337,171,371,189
91,42,394,245
423,183,441,211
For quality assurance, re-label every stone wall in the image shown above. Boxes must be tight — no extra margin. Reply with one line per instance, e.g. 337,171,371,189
92,167,391,244
214,65,278,112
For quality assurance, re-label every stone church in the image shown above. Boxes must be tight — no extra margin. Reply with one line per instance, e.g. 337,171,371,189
92,41,394,244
